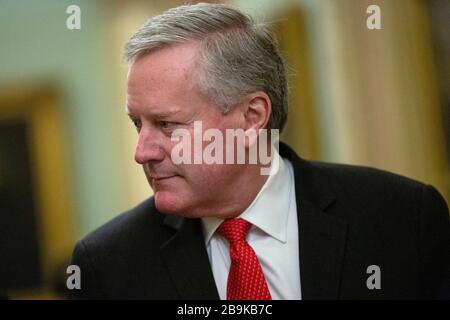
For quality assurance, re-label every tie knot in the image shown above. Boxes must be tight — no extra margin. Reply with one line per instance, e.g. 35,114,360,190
217,218,251,244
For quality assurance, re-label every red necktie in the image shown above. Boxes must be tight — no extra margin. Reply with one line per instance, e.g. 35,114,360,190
217,218,272,300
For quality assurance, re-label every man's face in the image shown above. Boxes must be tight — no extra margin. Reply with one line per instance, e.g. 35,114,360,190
126,42,245,217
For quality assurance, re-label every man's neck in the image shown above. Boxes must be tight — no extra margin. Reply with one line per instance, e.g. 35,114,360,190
215,165,270,219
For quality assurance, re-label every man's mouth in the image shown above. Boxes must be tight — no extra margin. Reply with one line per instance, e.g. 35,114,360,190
151,175,178,181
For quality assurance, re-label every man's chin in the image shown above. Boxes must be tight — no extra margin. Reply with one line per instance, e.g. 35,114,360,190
153,191,205,218
154,191,185,215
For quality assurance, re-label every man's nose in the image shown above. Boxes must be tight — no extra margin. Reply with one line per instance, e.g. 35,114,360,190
134,129,165,164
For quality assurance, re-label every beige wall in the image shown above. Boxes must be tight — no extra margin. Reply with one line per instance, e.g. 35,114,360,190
322,0,449,200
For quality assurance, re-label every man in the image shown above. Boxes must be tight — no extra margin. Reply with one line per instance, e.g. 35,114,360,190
69,3,449,299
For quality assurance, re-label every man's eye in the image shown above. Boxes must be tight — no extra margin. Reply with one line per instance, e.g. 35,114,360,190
132,119,141,131
159,121,179,130
159,121,169,129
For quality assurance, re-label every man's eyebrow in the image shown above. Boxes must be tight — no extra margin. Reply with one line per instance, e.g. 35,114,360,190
126,113,137,121
152,110,181,119
125,106,181,119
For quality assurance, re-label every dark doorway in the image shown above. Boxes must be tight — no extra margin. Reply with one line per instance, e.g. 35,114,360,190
0,121,42,291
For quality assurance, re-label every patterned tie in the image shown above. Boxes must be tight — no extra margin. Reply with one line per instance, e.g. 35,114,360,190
217,218,272,300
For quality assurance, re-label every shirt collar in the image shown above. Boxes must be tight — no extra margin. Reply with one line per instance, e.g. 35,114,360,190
202,145,293,244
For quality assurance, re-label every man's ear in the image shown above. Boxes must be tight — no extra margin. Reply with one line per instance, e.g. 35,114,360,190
243,92,272,148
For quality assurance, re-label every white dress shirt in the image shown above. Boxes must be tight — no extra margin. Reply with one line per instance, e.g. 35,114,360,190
201,147,302,300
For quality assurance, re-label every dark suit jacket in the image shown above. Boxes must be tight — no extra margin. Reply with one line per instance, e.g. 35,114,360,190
69,143,450,299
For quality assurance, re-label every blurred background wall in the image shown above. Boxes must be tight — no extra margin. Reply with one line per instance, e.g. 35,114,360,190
0,0,448,299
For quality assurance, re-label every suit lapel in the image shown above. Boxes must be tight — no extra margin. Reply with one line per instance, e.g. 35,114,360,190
280,142,348,299
160,216,220,299
297,200,347,299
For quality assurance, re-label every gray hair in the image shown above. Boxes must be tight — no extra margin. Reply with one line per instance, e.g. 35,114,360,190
124,3,288,132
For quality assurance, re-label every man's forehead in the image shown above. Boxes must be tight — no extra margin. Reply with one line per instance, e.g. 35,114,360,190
125,42,207,118
127,42,199,82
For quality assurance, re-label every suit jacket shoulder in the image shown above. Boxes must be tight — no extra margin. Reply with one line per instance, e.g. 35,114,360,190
69,198,181,299
288,152,449,299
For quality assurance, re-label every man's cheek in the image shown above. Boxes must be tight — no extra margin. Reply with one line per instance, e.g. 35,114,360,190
143,166,153,186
